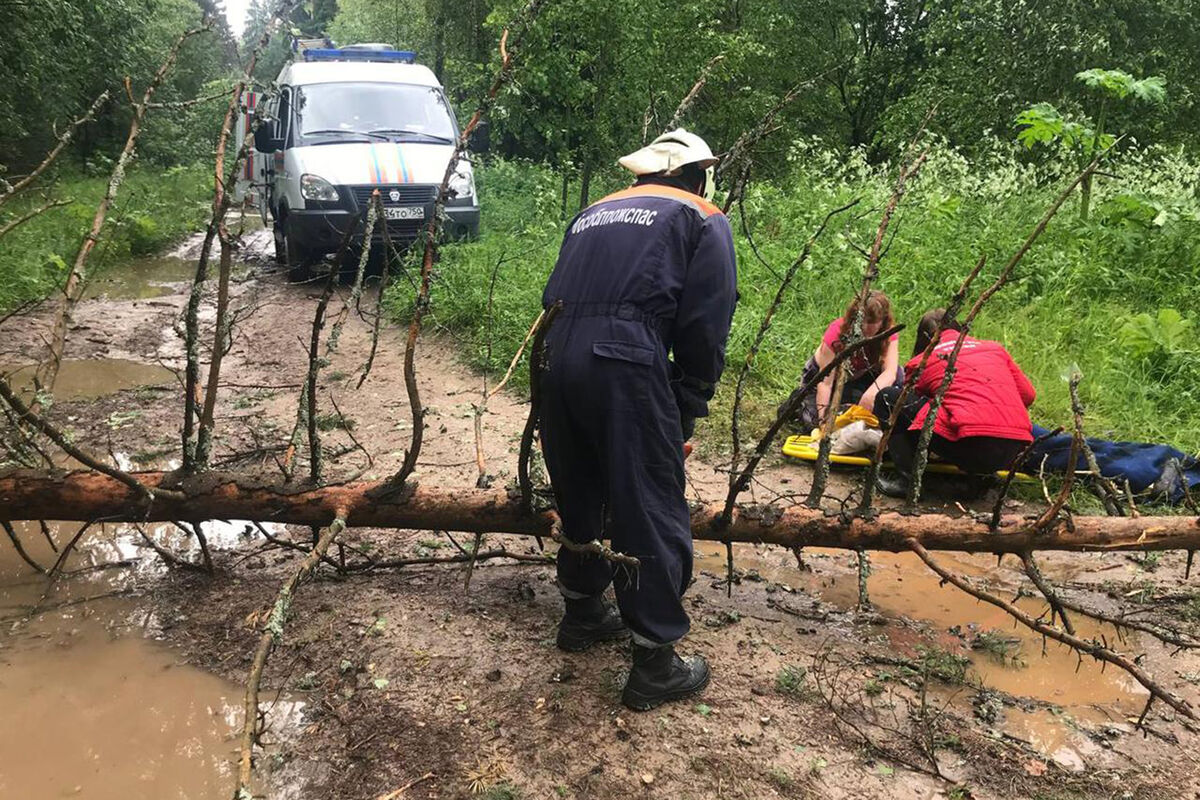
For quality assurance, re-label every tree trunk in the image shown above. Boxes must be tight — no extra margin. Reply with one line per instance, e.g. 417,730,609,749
432,0,446,84
560,169,569,219
1,470,1196,554
578,162,592,211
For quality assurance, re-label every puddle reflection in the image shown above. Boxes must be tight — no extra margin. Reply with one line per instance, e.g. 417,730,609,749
0,519,295,799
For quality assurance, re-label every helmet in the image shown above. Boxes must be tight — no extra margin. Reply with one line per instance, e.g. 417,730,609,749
618,128,718,202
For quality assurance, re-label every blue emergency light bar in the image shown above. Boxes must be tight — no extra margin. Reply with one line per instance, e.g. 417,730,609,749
302,48,417,64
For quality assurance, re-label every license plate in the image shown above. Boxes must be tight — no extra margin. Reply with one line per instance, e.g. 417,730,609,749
384,206,425,221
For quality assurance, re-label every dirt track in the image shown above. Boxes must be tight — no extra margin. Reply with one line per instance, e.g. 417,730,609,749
2,230,1200,799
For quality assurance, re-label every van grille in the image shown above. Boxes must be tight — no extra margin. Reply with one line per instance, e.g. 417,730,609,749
350,184,438,208
373,220,426,241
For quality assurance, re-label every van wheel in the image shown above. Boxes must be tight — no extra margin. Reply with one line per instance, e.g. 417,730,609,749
273,219,287,265
277,217,314,283
287,243,314,283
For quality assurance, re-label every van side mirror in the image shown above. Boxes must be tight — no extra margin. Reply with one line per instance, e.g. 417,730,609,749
254,124,282,153
468,121,490,154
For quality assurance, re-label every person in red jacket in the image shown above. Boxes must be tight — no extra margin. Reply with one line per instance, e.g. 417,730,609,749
873,309,1036,497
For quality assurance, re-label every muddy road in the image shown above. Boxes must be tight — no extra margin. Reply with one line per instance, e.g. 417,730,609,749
2,227,1199,799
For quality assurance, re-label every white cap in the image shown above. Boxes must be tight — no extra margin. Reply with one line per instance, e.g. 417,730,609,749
618,128,718,176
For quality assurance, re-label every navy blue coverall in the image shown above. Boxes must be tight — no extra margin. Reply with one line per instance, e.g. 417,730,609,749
539,181,738,646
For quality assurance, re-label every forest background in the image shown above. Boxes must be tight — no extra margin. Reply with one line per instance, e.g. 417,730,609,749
2,0,1198,454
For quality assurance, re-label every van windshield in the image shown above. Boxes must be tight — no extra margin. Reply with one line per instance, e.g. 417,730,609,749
295,83,457,144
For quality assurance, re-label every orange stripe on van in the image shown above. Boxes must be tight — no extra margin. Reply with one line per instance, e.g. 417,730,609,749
591,184,723,217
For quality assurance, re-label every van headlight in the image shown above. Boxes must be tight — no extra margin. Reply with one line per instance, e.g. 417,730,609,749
301,174,340,202
447,167,475,203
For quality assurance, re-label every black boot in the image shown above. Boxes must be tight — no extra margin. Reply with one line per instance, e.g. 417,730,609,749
556,596,629,652
875,471,910,499
621,644,710,711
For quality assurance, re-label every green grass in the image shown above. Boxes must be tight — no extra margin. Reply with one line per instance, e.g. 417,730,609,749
0,163,213,311
391,144,1200,462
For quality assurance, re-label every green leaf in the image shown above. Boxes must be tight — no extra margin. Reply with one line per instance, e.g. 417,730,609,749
1076,67,1166,105
373,677,390,689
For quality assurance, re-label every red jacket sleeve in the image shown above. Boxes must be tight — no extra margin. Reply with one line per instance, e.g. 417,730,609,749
1006,351,1036,407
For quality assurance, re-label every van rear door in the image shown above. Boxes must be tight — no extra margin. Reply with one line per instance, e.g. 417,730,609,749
233,89,268,212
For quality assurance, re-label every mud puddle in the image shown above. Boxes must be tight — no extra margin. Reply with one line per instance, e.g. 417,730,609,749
1,359,175,401
0,519,294,799
695,541,1146,767
82,255,197,300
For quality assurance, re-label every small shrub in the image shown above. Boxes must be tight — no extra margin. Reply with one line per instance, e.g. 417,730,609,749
970,630,1025,666
916,645,970,684
767,766,794,789
1181,595,1200,623
126,213,162,255
481,783,522,800
315,413,355,432
775,664,809,697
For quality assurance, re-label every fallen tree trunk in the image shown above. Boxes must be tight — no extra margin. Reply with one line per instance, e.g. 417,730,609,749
2,470,1197,553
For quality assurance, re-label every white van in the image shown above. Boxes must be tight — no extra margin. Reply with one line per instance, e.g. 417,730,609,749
246,44,483,278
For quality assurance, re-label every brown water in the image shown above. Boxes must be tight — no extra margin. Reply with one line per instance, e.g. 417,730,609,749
695,541,1147,764
1,359,175,401
0,520,291,799
82,256,197,300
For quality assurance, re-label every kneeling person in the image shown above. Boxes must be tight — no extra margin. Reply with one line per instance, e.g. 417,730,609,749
874,309,1035,496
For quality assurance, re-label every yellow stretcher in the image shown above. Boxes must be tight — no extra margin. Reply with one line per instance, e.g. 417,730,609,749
781,406,1034,481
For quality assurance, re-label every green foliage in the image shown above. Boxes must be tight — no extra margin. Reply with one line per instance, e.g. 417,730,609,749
0,0,236,168
916,645,970,685
481,783,523,800
1076,69,1167,105
775,664,809,697
1015,104,1106,152
0,163,213,311
1118,309,1195,363
398,143,1200,460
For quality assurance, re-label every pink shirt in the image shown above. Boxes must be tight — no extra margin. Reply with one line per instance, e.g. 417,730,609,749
822,318,898,375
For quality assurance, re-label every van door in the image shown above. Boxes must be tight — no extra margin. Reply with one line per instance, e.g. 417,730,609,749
268,86,294,220
232,89,266,207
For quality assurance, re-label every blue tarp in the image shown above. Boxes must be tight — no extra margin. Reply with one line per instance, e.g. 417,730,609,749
1026,425,1200,506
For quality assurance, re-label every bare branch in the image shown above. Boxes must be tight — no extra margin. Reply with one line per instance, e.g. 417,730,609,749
721,324,904,525
519,303,560,515
184,0,299,472
384,0,547,491
0,374,182,502
861,255,987,509
666,54,725,130
908,537,1195,720
989,426,1063,530
729,198,859,490
236,513,347,798
0,198,71,241
810,144,929,505
0,91,110,207
2,519,46,573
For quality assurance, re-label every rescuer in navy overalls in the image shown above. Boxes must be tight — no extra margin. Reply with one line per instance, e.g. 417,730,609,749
539,130,738,710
